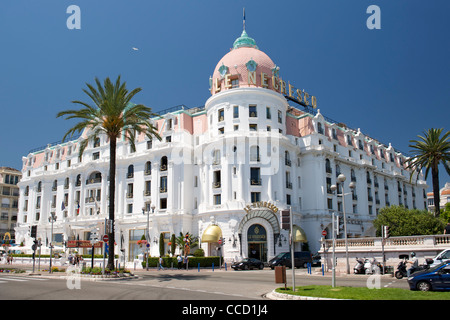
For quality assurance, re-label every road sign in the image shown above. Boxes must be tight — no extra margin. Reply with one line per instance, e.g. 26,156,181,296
322,230,327,237
103,235,109,242
218,238,223,245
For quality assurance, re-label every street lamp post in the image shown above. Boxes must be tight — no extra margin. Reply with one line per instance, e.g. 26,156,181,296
48,212,56,273
330,174,356,275
143,203,156,271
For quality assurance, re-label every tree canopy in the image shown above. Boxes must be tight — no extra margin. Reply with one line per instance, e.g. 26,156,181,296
372,205,445,237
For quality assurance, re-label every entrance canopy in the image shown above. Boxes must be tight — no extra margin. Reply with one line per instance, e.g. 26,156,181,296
292,225,307,243
238,208,280,235
201,225,222,243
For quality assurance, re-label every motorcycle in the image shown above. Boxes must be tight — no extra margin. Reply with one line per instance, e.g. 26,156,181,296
396,258,434,279
354,257,365,274
395,259,408,279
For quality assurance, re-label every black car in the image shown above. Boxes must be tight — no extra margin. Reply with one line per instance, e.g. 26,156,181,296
268,251,313,269
231,258,265,270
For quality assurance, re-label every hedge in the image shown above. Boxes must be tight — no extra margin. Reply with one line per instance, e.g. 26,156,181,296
142,256,221,268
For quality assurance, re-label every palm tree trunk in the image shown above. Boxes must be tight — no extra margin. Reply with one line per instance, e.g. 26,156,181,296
107,136,117,270
432,164,441,217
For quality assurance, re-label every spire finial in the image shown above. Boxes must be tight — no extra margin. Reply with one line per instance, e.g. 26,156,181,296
243,7,246,31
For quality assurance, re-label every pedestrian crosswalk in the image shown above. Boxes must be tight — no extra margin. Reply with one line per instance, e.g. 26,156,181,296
0,275,49,283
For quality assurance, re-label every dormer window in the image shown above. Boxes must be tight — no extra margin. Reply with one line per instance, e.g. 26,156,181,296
317,122,323,134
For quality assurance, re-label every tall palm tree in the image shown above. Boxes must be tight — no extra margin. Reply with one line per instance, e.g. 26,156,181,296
407,128,450,217
57,76,161,269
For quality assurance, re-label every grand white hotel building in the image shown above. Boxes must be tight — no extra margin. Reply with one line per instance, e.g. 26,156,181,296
15,28,428,264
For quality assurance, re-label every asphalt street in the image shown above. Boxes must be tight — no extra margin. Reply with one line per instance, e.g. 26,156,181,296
0,266,409,301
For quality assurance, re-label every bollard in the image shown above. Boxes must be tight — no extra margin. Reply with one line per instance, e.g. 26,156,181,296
198,263,200,272
212,262,214,272
225,262,227,271
322,264,324,276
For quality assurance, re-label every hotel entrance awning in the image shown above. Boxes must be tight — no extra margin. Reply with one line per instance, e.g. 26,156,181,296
292,225,307,243
201,225,223,243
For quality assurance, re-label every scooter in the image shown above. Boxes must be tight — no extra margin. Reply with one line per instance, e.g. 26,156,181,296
371,258,382,274
395,259,408,279
364,258,373,274
354,257,364,274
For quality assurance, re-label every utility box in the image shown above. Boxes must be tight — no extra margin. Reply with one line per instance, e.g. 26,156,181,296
274,266,286,284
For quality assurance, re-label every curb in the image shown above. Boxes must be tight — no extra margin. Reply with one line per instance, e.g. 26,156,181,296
265,290,348,300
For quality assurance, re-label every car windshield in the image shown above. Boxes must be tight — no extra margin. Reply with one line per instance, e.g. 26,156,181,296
273,253,287,259
428,262,450,272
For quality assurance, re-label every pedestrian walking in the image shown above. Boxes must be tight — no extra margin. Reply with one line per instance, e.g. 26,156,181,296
159,256,165,271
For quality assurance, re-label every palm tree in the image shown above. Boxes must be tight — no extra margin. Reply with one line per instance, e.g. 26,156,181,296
57,76,161,269
407,128,450,217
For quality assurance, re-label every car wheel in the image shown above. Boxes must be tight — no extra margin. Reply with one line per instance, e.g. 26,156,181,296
416,281,432,292
243,265,249,270
259,264,264,270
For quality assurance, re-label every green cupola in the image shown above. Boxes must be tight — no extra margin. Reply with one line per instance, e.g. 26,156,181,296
232,30,258,50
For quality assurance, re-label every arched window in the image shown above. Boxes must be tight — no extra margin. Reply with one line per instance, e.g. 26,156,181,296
127,165,134,178
145,161,152,175
160,156,168,171
351,169,356,182
250,146,260,162
285,151,291,166
335,164,341,177
325,159,332,174
317,122,323,134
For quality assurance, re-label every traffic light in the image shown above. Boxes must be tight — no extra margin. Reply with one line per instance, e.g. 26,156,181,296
383,225,390,238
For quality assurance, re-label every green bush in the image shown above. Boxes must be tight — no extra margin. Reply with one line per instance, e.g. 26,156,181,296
193,248,205,257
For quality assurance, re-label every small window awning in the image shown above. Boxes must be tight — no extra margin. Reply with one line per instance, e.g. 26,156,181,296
201,225,223,243
292,225,307,243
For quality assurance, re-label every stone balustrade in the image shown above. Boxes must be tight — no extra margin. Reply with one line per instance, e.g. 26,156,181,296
319,234,450,273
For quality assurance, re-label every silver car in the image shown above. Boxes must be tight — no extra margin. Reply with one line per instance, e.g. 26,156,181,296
429,249,450,267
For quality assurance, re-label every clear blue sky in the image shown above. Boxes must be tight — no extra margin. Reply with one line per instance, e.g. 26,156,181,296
0,0,448,190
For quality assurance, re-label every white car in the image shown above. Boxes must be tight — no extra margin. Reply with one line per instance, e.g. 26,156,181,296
429,249,450,267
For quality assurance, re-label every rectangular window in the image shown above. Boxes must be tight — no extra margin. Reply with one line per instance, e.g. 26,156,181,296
278,110,282,124
233,106,239,118
251,192,261,203
93,152,100,160
266,107,271,119
249,105,257,117
218,108,224,122
250,167,261,185
213,194,221,205
160,176,167,193
160,198,167,209
249,124,257,131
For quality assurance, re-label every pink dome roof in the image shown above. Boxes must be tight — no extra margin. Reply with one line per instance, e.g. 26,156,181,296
210,31,278,95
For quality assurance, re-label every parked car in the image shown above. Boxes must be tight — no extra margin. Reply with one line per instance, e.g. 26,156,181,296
407,262,450,291
429,248,450,267
231,258,265,270
268,251,312,269
312,254,321,267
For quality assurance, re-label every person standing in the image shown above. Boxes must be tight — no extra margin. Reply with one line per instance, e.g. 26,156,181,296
177,255,182,270
444,222,450,234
